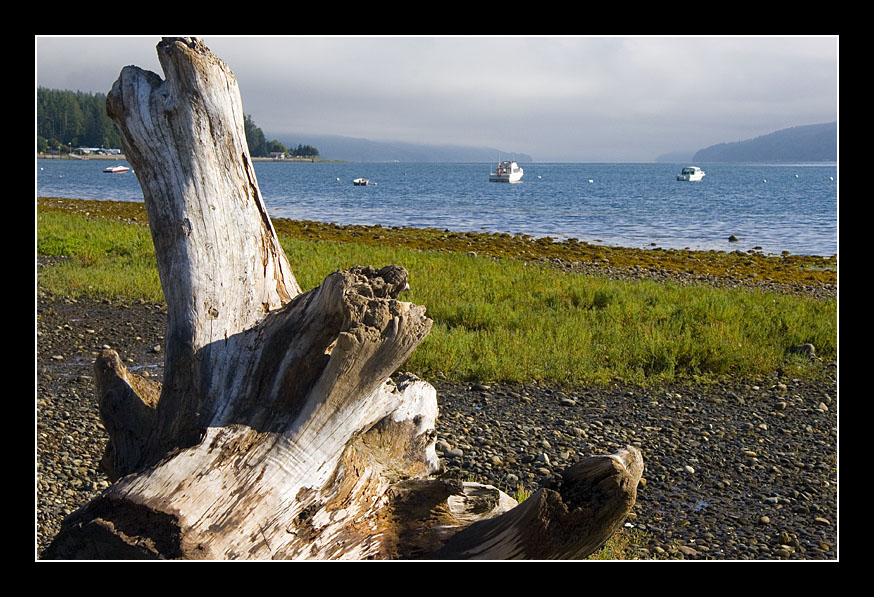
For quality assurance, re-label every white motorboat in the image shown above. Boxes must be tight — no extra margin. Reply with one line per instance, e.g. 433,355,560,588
103,165,130,173
353,178,370,186
677,166,705,181
489,160,523,183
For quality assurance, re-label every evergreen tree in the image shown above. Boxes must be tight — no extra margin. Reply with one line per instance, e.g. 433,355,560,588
291,143,319,158
243,114,268,157
37,88,124,151
266,139,287,154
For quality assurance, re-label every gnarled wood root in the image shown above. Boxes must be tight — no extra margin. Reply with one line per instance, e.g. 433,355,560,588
41,37,643,561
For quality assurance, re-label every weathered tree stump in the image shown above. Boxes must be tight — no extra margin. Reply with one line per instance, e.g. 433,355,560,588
43,37,643,560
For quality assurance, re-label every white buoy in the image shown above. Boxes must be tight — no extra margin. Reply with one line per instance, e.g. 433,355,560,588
588,179,594,183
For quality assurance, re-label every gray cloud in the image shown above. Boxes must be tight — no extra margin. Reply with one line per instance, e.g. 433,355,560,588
36,35,838,162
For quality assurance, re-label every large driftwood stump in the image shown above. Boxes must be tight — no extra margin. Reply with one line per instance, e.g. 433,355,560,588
43,37,643,560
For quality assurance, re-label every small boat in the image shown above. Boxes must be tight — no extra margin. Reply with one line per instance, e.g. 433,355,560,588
103,165,130,173
489,160,524,183
676,166,705,181
353,178,370,186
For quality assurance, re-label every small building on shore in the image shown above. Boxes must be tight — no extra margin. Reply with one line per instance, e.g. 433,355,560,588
77,147,123,155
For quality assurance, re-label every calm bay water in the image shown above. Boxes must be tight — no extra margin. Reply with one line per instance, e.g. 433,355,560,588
37,159,838,256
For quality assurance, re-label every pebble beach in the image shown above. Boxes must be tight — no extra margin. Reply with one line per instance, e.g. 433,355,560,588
36,287,837,560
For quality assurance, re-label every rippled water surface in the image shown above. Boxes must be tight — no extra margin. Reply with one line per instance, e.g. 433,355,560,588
38,160,838,256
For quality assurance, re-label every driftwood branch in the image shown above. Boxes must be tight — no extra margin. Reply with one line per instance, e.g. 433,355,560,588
43,37,642,560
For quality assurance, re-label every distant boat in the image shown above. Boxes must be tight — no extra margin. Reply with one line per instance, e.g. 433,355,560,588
353,178,370,186
489,160,523,183
103,165,130,173
676,166,705,181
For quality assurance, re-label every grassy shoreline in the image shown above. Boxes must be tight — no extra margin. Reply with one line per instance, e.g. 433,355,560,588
36,196,837,388
36,196,837,288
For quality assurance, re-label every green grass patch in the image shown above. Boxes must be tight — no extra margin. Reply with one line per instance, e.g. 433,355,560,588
37,208,836,387
279,235,835,385
37,209,163,303
587,527,655,560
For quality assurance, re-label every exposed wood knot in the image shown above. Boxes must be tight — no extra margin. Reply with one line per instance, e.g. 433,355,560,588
348,265,410,299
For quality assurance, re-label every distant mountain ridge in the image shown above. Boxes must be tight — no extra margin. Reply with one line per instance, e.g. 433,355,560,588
691,122,836,163
270,132,533,163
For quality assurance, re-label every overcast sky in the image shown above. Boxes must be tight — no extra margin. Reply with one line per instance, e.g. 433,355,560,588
35,35,838,162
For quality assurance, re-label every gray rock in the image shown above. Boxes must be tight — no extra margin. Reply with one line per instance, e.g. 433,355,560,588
791,343,816,357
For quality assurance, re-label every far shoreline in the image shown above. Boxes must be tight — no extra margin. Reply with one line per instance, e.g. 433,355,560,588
38,153,343,163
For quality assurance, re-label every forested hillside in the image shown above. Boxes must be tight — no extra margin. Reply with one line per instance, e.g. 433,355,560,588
692,122,837,162
37,87,124,151
37,87,315,159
